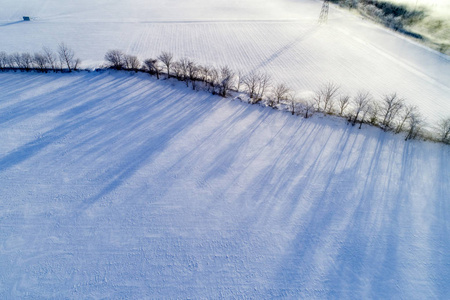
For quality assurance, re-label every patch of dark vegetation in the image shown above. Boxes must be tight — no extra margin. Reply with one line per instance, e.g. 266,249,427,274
331,0,427,38
398,28,423,40
364,0,426,25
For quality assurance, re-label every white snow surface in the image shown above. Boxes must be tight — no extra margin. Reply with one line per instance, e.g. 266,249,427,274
0,0,449,122
0,71,449,298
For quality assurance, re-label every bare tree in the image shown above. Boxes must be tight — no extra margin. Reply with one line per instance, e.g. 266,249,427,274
314,82,340,113
144,58,162,79
270,83,290,108
5,54,14,68
58,43,75,71
242,72,261,101
437,117,450,144
73,58,81,71
144,58,154,75
218,65,235,97
9,52,32,70
178,57,190,84
33,52,49,71
175,58,198,88
380,92,404,129
105,49,125,70
395,104,417,133
313,90,322,111
352,91,372,126
21,53,33,71
187,59,200,90
124,55,140,71
158,51,174,78
368,100,381,125
208,67,219,94
172,61,183,80
43,47,57,72
405,112,423,140
323,82,340,113
287,92,298,115
0,52,8,70
10,53,22,68
303,99,315,119
199,65,211,83
338,94,350,116
359,100,374,129
256,73,271,100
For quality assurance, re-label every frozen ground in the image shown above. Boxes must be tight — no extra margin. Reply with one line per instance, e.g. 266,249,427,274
0,71,449,298
0,0,449,122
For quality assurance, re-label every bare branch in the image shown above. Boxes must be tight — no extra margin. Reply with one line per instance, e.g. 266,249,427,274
380,92,404,129
105,49,125,70
352,91,372,126
157,51,174,78
338,94,350,116
58,43,75,71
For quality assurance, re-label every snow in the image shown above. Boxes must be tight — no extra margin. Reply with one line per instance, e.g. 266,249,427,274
0,0,449,123
0,71,449,298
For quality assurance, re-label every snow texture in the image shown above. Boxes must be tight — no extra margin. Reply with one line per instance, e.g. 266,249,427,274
0,71,449,298
0,0,449,122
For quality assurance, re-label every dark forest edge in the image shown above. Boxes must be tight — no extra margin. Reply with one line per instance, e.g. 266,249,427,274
1,46,449,145
329,0,449,54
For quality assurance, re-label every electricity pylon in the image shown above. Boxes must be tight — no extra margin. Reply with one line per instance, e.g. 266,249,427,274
318,0,329,24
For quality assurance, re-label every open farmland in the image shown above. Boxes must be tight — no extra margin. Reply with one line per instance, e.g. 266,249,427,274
1,0,449,122
0,71,449,298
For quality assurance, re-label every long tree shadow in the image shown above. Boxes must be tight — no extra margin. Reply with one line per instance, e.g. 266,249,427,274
330,136,404,298
432,145,450,298
264,128,449,297
0,71,226,217
73,87,222,214
0,20,25,27
267,128,393,296
0,73,143,173
148,103,267,200
0,73,133,126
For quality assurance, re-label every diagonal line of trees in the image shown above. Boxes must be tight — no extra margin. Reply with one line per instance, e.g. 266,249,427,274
1,46,449,145
107,49,445,144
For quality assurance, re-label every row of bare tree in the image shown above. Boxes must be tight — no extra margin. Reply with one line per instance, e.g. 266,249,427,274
0,43,81,72
1,46,448,144
105,50,237,97
103,49,450,144
312,83,426,140
106,50,295,103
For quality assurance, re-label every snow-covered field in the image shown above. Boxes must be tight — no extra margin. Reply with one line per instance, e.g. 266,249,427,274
0,0,449,122
0,71,449,298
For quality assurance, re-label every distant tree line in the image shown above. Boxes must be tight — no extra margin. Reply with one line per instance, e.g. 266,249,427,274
330,0,426,35
1,46,449,145
0,43,81,72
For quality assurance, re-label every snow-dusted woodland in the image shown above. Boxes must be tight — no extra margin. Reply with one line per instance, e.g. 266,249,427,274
0,71,449,298
0,0,449,123
388,0,450,17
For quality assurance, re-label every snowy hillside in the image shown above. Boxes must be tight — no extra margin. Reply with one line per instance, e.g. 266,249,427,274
0,71,449,298
0,0,449,122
